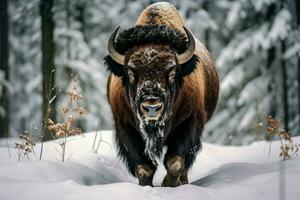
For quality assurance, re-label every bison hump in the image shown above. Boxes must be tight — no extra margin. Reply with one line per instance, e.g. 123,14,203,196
135,2,185,33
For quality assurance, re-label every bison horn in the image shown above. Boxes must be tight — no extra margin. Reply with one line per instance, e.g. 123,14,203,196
177,26,196,65
108,26,195,65
108,26,125,65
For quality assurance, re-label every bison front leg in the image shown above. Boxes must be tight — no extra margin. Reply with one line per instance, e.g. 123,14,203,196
179,169,188,184
115,122,156,186
162,115,203,187
162,155,185,187
135,164,155,186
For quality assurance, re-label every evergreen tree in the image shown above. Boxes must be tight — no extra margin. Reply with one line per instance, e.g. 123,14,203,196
203,0,297,145
9,0,42,137
0,0,10,137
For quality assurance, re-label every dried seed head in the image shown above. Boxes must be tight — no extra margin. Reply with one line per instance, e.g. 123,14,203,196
48,119,55,126
56,130,65,137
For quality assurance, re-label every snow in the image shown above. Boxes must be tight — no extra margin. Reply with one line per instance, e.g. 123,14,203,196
220,64,244,97
0,131,300,200
192,10,218,31
284,42,300,59
251,0,275,12
225,1,242,30
269,9,291,42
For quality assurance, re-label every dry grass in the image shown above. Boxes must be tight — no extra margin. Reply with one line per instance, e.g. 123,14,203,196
14,131,36,161
46,74,86,161
264,115,300,160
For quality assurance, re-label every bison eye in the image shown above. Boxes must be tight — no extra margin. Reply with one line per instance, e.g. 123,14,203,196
128,69,135,84
168,69,176,85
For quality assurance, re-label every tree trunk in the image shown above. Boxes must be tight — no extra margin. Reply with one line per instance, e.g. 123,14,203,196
0,0,9,138
266,47,276,116
281,40,289,132
40,0,55,140
203,0,210,51
278,0,289,132
295,0,300,134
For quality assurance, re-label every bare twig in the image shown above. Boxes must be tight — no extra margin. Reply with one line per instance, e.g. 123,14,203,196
17,148,23,161
95,131,112,153
63,134,67,162
92,120,101,151
268,138,272,156
39,140,44,160
6,137,11,158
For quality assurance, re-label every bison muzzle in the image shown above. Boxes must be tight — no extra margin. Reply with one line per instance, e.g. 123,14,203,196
104,2,219,187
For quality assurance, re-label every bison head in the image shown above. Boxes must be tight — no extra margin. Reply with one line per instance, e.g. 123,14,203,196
104,25,198,163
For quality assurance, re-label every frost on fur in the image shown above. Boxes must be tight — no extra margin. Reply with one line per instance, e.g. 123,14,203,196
137,111,165,165
134,81,169,165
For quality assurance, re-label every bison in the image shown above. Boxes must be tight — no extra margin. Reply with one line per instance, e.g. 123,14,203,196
104,2,219,187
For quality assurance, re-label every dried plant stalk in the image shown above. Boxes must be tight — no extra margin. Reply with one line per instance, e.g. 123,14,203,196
47,74,86,162
14,131,36,161
265,116,299,160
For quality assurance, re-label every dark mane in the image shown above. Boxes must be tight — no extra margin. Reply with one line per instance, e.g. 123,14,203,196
114,24,188,54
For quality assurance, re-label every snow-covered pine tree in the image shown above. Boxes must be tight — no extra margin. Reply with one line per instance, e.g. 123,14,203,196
203,0,298,145
53,0,120,131
9,0,42,137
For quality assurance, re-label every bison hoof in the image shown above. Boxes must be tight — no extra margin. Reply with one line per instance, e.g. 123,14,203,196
135,164,154,186
162,156,188,187
180,169,188,185
162,174,181,187
162,172,189,187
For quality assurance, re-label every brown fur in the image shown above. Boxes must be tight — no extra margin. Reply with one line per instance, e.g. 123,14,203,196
108,2,219,131
106,2,219,186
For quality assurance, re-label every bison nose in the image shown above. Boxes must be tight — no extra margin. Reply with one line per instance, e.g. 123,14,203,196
140,101,164,118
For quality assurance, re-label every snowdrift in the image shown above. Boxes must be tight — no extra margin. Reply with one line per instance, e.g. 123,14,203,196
0,131,299,200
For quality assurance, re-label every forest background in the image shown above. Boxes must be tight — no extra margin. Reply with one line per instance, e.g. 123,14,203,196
0,0,299,145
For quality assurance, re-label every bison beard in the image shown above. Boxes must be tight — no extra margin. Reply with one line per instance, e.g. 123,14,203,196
137,115,165,165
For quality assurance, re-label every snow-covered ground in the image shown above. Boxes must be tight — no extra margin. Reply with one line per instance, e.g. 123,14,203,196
0,131,299,200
